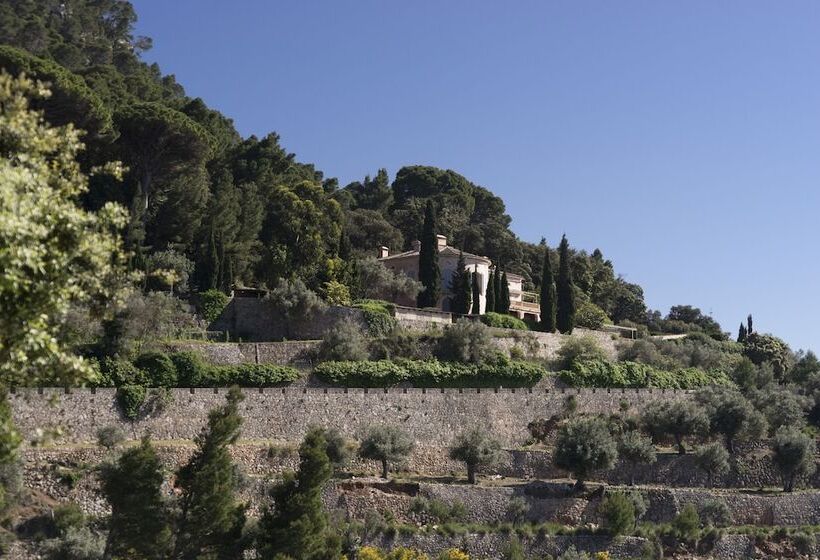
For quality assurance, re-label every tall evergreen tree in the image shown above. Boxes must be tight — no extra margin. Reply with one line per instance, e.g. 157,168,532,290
101,437,172,560
499,271,511,313
486,267,496,313
416,200,441,308
449,251,471,314
493,265,503,312
173,387,247,560
747,314,754,335
539,246,557,332
257,428,341,560
556,234,576,334
738,323,748,343
471,266,481,315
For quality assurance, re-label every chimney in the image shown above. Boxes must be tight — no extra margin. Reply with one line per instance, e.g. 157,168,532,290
378,246,389,259
436,234,447,250
411,240,421,251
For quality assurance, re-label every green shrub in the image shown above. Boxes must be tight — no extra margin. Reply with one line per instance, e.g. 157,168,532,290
53,502,85,535
672,504,701,543
133,352,178,387
599,492,635,536
436,319,494,364
96,425,125,450
314,359,545,387
204,364,300,387
559,359,733,389
575,300,611,330
481,312,528,330
97,357,147,387
555,336,608,369
198,289,229,323
699,499,730,528
351,299,397,337
116,385,146,420
170,351,207,386
317,319,371,361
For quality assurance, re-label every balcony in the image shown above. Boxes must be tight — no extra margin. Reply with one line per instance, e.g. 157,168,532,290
510,291,540,314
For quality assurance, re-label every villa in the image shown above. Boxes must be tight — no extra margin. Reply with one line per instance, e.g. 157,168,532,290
377,235,542,322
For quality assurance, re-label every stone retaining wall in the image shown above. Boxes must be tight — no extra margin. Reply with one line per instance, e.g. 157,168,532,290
163,341,320,366
10,387,689,447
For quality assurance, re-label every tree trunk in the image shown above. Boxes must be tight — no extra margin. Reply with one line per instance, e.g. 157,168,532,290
381,459,388,479
726,436,735,454
785,475,794,493
675,434,686,455
467,464,476,485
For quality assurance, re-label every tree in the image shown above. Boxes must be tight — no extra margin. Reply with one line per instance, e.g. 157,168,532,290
317,319,370,362
100,438,171,559
617,431,656,485
771,426,816,492
554,416,617,489
354,257,422,302
173,387,247,560
539,246,557,332
486,268,497,313
696,387,767,453
499,272,511,314
359,425,415,479
0,389,21,512
598,492,635,536
417,201,441,308
556,235,576,334
449,252,472,315
448,428,502,484
471,266,481,315
737,322,747,343
742,332,793,379
642,400,709,455
693,442,730,488
436,320,494,364
266,278,327,340
0,72,128,387
257,428,341,559
747,314,754,336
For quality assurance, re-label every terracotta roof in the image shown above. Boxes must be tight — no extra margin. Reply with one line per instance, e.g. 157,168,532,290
378,245,491,264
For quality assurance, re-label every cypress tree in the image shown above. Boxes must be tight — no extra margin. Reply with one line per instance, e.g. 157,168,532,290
471,266,481,315
450,251,471,314
737,323,748,343
747,314,754,335
173,387,247,560
493,265,503,312
556,234,576,334
499,271,511,313
486,268,496,313
539,246,557,332
257,428,341,559
101,437,172,559
416,201,441,308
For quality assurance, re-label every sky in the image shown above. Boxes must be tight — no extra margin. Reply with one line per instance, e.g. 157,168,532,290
132,1,820,351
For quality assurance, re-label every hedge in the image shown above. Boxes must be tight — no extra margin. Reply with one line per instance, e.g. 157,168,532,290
480,312,528,331
559,359,734,389
314,359,545,387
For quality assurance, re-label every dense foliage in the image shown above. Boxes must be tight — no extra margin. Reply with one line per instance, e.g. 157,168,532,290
559,359,734,390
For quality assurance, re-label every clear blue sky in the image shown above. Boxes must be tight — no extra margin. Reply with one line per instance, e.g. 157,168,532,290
132,1,820,351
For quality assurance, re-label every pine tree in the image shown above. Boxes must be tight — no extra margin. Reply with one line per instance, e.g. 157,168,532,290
556,234,576,334
486,268,496,313
539,246,557,332
173,387,247,560
257,428,341,560
499,271,511,313
449,251,471,314
738,323,748,343
416,201,441,308
101,437,172,560
493,265,503,312
471,266,481,315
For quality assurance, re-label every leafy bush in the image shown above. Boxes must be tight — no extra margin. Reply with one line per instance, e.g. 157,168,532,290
317,319,371,361
555,336,608,369
116,385,146,420
351,299,397,337
436,319,494,364
202,363,300,387
96,357,147,387
53,502,85,535
693,442,730,486
96,425,125,450
575,300,610,330
43,527,106,560
322,280,351,306
599,492,635,536
198,289,229,323
170,351,207,386
554,416,617,488
672,504,701,543
743,332,793,379
481,312,528,330
314,359,545,387
133,352,178,387
559,359,733,389
409,497,466,523
699,499,730,527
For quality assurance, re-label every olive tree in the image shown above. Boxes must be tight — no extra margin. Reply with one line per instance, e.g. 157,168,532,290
359,425,415,479
696,387,767,453
448,428,502,484
771,426,816,492
642,400,709,455
554,416,617,490
617,431,656,485
693,442,730,487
